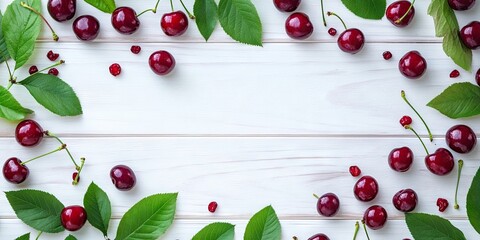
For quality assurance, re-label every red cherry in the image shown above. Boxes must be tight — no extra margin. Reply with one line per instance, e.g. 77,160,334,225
208,201,218,213
72,172,80,182
131,45,141,54
363,205,388,230
29,65,39,75
337,28,365,54
349,165,361,177
47,0,76,22
48,68,59,76
446,124,477,153
450,70,460,78
398,51,427,79
316,193,340,217
110,165,136,191
111,7,140,35
273,0,301,12
399,115,412,127
388,147,413,172
354,176,379,202
437,198,449,212
448,0,476,10
61,205,87,231
72,15,100,41
459,21,480,49
425,148,455,176
328,28,337,36
386,1,415,27
3,157,29,184
161,11,189,37
285,12,314,40
392,189,418,212
383,51,393,60
15,120,44,147
308,234,330,240
109,63,122,76
47,50,60,61
149,50,176,76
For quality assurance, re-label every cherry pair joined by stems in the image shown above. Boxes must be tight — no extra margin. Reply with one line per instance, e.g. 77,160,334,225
28,60,65,77
327,12,365,54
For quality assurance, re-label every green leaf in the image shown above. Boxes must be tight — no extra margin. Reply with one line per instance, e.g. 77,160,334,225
427,82,480,118
467,166,480,234
192,222,235,240
65,235,77,240
0,11,11,63
84,182,111,237
84,0,116,13
194,0,218,41
2,0,41,69
115,193,178,240
405,213,466,240
5,189,65,233
340,0,386,20
244,206,281,240
0,85,33,121
218,0,262,46
19,73,83,116
15,233,30,240
428,0,472,71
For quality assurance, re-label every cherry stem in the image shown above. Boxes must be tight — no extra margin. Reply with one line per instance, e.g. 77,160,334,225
454,159,464,210
401,90,433,142
395,0,415,24
20,2,59,41
35,60,65,74
327,11,347,30
361,221,371,240
352,221,360,240
21,144,66,165
320,0,327,27
179,0,195,19
137,0,161,17
406,125,430,155
44,131,80,169
170,0,174,12
35,231,43,240
72,157,85,185
313,193,320,199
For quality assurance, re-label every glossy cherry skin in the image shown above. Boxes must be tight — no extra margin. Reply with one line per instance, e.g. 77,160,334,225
386,1,415,27
398,51,427,79
476,68,480,86
460,21,480,49
308,234,330,240
15,119,44,147
72,15,100,41
354,176,379,202
363,205,388,230
388,147,414,172
149,50,176,76
161,11,189,37
392,189,418,212
337,28,365,54
61,205,87,231
110,165,136,191
399,115,413,127
448,0,476,10
285,12,313,40
273,0,301,12
316,193,340,217
111,7,140,35
3,158,29,184
47,0,76,22
425,148,455,175
446,125,477,153
208,201,218,213
437,198,449,212
349,165,361,177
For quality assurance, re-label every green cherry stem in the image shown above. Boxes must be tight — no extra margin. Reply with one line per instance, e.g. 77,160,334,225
361,221,371,240
21,144,66,166
20,2,59,41
327,11,347,30
35,60,65,74
313,193,320,199
405,125,430,155
401,90,433,142
170,0,174,12
179,0,195,19
454,159,464,209
395,0,415,24
72,158,85,185
35,231,43,240
137,0,161,17
320,0,327,26
44,131,80,169
352,221,360,240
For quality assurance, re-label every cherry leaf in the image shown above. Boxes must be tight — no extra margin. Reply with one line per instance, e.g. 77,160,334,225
467,166,480,234
15,233,30,240
406,213,466,240
192,222,235,240
0,85,33,121
244,205,281,240
194,0,218,41
218,0,262,46
65,235,78,240
0,11,11,63
84,0,116,13
427,82,480,118
84,182,111,237
340,0,386,20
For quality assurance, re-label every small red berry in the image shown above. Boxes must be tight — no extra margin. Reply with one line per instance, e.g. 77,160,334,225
72,172,80,183
450,69,460,78
399,115,412,127
328,28,337,36
131,45,141,54
29,65,39,75
349,166,361,177
383,51,393,60
47,50,60,61
437,198,449,212
208,201,218,213
109,63,122,76
48,68,59,76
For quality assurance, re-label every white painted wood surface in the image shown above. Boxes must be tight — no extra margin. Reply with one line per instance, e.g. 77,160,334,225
0,0,479,239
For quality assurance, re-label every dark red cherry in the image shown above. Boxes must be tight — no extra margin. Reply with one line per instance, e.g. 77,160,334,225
399,115,412,127
48,68,59,76
131,45,141,54
337,28,365,54
460,21,480,49
72,15,100,41
386,1,415,27
29,65,38,75
109,63,122,76
425,148,455,175
476,68,480,86
450,69,460,78
161,11,189,37
437,198,449,212
110,165,136,191
208,201,218,213
61,205,87,231
273,0,301,12
285,12,314,40
47,0,76,22
363,205,388,230
111,7,140,35
388,147,413,172
149,50,176,76
15,119,44,147
3,158,29,184
47,50,60,61
349,165,361,177
316,193,340,217
448,0,476,10
392,189,418,212
446,125,477,153
383,51,393,60
354,175,379,202
308,233,330,240
398,51,427,79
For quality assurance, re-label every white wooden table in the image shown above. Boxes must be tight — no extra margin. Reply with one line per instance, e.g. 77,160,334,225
0,0,479,239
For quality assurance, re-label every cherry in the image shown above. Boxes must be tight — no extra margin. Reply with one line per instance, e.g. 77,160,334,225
399,51,427,79
315,193,340,217
349,165,361,177
425,148,455,176
15,119,44,147
161,11,189,37
72,15,100,41
110,165,136,191
208,201,218,213
47,0,76,22
392,189,418,212
61,205,87,231
72,172,80,183
109,63,122,76
388,147,413,172
446,125,477,153
450,69,460,78
273,0,301,12
383,51,393,60
47,50,60,61
363,205,388,230
149,50,176,76
111,7,140,35
437,198,449,212
386,1,415,27
354,176,379,202
48,68,59,76
476,68,480,86
131,45,141,54
328,12,364,54
3,158,29,184
399,115,412,127
284,12,314,40
328,28,337,36
448,0,476,10
308,234,330,240
460,21,480,49
29,65,39,75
